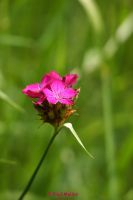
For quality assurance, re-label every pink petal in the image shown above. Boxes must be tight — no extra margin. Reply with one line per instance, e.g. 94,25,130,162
43,88,57,104
50,80,65,95
22,83,41,98
40,75,51,88
62,88,77,98
49,71,62,79
40,71,62,88
59,98,73,105
63,74,78,87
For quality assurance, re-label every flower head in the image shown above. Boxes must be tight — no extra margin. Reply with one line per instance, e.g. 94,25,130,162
22,71,79,127
43,80,77,105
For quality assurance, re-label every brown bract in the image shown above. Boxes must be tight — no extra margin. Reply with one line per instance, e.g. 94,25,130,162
34,101,76,127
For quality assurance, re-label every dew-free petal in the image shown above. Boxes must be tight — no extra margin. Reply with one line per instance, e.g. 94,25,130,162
43,88,58,104
44,81,76,105
50,80,65,95
59,98,73,105
62,88,77,98
64,74,78,86
41,71,62,88
22,83,41,98
49,71,62,79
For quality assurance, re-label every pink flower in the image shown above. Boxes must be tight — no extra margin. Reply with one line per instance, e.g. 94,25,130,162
22,71,78,105
43,80,77,105
22,70,79,126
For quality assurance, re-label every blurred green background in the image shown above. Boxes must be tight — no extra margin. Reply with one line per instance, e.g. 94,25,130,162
0,0,133,199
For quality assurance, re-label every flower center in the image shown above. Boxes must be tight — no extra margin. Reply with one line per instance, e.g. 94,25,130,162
54,90,62,100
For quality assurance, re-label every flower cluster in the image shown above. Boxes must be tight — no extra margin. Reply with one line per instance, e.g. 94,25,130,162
22,71,79,127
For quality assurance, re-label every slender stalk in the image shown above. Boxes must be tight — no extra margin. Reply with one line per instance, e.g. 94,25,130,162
101,65,119,200
18,127,61,200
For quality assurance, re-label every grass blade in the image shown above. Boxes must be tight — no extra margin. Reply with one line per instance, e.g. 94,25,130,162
0,158,17,165
78,0,104,33
0,90,24,113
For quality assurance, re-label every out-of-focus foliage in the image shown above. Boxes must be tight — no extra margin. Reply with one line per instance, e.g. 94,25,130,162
0,0,133,199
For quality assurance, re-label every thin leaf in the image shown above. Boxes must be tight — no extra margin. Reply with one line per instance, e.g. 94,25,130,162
83,12,133,73
64,123,94,159
117,131,133,171
78,0,104,33
0,158,17,165
0,34,35,48
0,90,25,113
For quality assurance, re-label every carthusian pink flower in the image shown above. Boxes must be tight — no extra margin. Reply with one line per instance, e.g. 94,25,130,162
22,70,79,127
43,80,77,105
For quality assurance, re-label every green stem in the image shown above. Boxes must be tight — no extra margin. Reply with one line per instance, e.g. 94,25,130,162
101,65,118,200
18,127,61,200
